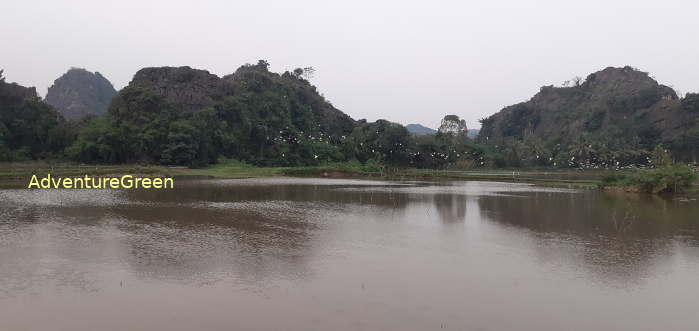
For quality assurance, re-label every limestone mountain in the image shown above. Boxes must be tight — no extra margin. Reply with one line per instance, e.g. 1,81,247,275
97,61,356,165
45,68,117,120
0,74,38,100
479,66,699,162
127,66,228,111
116,62,355,135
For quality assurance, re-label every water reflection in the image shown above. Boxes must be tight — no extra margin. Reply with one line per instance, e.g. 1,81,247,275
477,190,698,286
433,194,468,223
1,179,699,330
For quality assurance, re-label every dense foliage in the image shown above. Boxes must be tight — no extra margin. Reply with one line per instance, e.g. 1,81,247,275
478,67,699,167
0,70,73,161
600,165,697,194
2,64,699,175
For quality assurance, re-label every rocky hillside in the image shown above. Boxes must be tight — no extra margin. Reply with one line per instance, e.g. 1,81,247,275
97,61,356,166
0,71,37,101
128,66,227,111
479,66,699,160
115,61,355,136
45,68,117,120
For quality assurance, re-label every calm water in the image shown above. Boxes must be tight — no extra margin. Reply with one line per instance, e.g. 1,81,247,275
1,178,698,331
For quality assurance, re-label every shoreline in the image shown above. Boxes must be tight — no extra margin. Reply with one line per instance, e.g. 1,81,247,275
0,161,611,190
1,161,696,194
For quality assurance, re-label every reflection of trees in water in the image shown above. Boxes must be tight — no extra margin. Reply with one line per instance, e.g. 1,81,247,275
477,191,699,286
109,202,321,285
112,183,431,284
124,182,419,210
113,182,433,283
433,194,467,223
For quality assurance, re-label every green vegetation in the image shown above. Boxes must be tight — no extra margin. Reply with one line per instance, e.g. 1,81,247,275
600,165,698,193
0,70,73,161
1,64,698,195
281,160,384,176
479,66,699,167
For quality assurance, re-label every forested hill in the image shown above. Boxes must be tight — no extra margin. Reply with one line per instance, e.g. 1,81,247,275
45,68,117,120
479,66,699,163
114,62,355,135
72,60,358,166
0,70,71,161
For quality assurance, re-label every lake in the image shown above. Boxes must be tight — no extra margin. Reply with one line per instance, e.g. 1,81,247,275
1,178,698,330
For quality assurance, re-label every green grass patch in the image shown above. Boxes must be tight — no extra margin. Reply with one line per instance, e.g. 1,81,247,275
599,165,698,194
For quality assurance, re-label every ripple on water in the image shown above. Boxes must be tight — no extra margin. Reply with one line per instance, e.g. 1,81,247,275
0,189,130,208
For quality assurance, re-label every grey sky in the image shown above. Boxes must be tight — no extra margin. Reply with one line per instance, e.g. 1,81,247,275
3,0,698,129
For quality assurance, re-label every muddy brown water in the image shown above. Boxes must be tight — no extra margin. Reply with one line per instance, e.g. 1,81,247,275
1,178,698,331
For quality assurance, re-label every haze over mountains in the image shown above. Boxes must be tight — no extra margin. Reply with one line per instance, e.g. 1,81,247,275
405,124,436,135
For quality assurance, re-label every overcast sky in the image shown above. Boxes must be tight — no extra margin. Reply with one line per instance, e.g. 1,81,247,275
2,0,698,129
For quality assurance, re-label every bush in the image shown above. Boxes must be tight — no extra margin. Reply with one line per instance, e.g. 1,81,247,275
600,165,697,194
633,166,697,193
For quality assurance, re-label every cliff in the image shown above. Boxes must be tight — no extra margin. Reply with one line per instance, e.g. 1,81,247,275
45,68,117,120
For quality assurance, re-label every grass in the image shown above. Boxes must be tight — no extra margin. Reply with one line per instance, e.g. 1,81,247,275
280,160,384,177
2,160,695,193
168,159,284,178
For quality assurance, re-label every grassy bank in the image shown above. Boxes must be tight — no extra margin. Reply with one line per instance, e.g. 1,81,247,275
2,160,696,192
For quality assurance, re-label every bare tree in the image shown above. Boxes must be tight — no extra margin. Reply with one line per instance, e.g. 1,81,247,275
291,66,316,80
301,66,315,80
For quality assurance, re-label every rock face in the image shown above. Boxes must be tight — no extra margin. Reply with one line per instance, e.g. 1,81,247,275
129,66,228,111
479,66,687,144
406,124,437,135
0,73,38,101
45,68,117,120
118,64,356,136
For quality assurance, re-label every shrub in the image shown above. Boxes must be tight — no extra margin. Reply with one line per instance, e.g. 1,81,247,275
633,165,697,193
600,165,697,194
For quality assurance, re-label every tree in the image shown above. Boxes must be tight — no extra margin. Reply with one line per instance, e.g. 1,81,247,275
652,144,672,168
301,66,315,80
438,115,468,137
346,120,411,166
291,66,316,80
256,59,270,70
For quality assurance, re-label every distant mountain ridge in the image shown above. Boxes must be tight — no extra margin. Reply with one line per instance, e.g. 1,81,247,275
45,68,117,120
406,124,436,135
406,124,479,139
